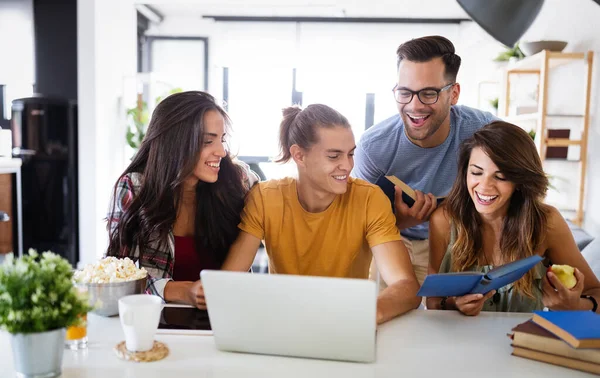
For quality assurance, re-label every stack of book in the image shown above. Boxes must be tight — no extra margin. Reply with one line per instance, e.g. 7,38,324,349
510,311,600,374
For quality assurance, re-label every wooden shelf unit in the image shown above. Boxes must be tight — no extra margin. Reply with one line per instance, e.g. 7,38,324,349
0,174,12,254
501,50,594,226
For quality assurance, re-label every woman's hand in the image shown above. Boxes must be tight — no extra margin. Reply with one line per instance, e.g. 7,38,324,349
187,280,206,309
454,290,496,316
543,268,585,310
164,280,207,309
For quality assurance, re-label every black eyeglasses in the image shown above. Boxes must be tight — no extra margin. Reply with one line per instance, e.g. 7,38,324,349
392,83,455,105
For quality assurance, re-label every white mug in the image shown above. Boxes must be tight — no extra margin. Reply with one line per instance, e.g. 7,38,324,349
118,294,163,352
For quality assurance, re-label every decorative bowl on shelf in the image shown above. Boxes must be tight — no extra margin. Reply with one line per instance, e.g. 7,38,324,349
520,40,568,56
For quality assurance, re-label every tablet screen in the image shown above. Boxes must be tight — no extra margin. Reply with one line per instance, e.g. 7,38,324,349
158,305,212,334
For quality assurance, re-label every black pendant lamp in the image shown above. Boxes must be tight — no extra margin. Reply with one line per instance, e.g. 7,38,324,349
457,0,545,47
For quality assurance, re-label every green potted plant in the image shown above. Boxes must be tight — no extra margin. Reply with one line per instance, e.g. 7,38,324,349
125,87,183,152
489,97,499,109
125,93,150,151
489,97,499,115
528,129,537,140
494,42,525,62
0,250,93,378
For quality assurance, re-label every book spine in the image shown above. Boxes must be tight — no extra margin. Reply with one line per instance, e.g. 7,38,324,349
512,347,600,375
513,335,600,365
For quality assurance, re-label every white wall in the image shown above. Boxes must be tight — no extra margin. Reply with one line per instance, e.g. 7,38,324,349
146,19,459,156
147,0,468,19
78,0,137,264
0,0,35,117
147,1,600,236
515,0,600,236
428,0,600,236
79,0,600,263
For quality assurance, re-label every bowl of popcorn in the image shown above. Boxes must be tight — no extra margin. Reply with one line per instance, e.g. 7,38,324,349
73,257,148,317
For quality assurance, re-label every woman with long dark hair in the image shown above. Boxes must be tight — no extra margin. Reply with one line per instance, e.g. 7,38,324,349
106,91,257,308
427,121,600,315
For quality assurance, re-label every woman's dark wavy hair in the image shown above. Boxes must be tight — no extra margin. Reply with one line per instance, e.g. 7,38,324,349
445,121,550,297
107,91,246,267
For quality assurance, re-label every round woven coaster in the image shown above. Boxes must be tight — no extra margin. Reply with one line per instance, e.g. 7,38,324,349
114,341,169,362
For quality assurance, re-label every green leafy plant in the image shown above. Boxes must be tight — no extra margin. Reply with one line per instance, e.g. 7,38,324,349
528,129,537,140
125,95,150,150
489,97,499,110
494,43,525,62
0,250,93,334
125,87,183,150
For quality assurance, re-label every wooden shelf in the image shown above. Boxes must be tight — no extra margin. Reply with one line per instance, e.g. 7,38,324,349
503,113,584,123
559,209,578,222
504,113,538,122
543,158,581,163
544,202,580,224
0,174,12,254
545,114,584,118
501,50,593,227
506,51,587,72
545,138,582,147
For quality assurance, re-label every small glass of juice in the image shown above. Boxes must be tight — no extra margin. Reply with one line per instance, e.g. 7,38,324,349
65,314,88,350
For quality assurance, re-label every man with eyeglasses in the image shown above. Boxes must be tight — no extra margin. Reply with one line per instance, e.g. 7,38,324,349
353,35,497,288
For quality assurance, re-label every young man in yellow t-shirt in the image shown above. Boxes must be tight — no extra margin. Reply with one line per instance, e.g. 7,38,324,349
222,104,421,324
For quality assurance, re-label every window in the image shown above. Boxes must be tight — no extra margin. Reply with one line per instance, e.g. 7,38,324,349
146,36,208,91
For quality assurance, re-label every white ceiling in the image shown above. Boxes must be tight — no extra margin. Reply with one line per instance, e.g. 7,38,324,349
145,0,471,19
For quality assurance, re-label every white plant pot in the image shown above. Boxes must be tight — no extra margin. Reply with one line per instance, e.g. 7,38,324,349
10,328,65,378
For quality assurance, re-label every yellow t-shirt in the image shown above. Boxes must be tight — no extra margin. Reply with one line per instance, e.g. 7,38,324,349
239,177,401,278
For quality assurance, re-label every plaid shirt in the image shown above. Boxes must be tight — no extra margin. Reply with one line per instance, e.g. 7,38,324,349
106,161,258,300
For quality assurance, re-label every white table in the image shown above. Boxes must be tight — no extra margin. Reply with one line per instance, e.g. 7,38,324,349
0,158,22,257
0,310,592,377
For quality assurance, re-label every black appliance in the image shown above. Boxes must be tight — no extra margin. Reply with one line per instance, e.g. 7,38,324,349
0,85,9,129
11,96,78,265
457,0,545,47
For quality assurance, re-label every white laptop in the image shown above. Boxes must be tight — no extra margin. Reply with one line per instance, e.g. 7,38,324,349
200,270,377,363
